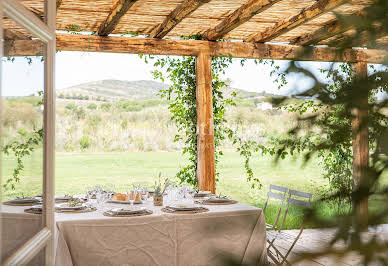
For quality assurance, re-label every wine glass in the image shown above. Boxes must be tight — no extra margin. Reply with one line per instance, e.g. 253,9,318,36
126,190,134,205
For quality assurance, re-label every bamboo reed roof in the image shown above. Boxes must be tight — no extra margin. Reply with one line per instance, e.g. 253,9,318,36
3,0,386,54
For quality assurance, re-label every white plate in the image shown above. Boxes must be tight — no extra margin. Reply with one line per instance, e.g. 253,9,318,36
194,191,212,197
168,204,199,211
55,195,71,200
110,207,145,215
206,197,232,203
107,200,131,204
10,197,40,203
56,203,85,210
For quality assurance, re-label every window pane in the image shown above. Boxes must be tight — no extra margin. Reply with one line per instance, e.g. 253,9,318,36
1,15,45,265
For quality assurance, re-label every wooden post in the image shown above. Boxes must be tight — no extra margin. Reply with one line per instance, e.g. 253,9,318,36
196,51,216,193
352,61,369,229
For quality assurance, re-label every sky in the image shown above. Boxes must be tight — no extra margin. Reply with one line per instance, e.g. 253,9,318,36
0,51,351,97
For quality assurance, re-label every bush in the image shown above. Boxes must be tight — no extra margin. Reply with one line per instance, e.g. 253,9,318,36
87,103,97,110
100,103,111,112
79,136,90,150
115,100,142,112
141,99,161,108
65,102,76,111
75,107,86,120
86,114,102,130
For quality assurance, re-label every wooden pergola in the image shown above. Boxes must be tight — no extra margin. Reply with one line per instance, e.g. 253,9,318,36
4,0,387,217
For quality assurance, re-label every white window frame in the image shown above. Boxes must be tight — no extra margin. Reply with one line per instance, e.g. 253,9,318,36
1,0,55,265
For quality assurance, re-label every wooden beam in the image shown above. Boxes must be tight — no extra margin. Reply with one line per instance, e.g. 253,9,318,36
352,62,369,229
98,0,138,36
4,29,30,40
150,0,210,39
196,51,215,193
248,0,349,42
291,7,367,46
56,0,62,10
4,39,43,56
291,19,350,46
202,0,281,41
5,34,388,63
326,25,387,48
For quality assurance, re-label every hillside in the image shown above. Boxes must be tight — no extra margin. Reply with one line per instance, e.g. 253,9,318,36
58,80,170,101
57,79,281,102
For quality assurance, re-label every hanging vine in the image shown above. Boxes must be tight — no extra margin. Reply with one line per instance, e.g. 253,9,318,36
2,90,44,190
140,51,275,189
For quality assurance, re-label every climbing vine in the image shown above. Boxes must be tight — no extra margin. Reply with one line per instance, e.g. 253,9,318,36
2,91,44,190
139,51,286,189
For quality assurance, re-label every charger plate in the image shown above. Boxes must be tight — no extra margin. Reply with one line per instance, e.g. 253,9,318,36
24,208,42,214
4,201,41,206
161,207,209,214
196,200,238,205
55,207,96,213
103,209,153,217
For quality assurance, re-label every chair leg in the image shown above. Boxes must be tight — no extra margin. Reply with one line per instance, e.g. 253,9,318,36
279,229,303,265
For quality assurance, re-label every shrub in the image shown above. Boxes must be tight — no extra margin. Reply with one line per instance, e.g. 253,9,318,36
100,103,111,112
141,99,161,108
86,114,102,130
75,107,86,120
65,102,76,111
79,136,90,150
115,100,142,112
120,119,128,129
87,103,97,110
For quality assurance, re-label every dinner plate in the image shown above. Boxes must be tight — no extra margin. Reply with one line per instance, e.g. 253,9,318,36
194,191,212,197
107,200,131,204
110,207,146,215
205,197,232,203
9,197,40,204
55,195,72,201
56,203,86,210
167,204,199,211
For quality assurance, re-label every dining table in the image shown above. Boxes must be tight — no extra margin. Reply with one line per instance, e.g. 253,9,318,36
1,200,267,266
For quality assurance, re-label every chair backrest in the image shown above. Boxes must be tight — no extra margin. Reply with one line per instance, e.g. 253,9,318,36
278,189,312,231
263,184,288,230
263,184,288,212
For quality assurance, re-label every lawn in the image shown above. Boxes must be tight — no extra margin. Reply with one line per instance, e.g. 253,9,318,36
3,150,386,229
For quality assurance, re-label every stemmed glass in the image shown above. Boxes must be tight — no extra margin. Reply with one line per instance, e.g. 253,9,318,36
85,186,94,208
126,190,134,205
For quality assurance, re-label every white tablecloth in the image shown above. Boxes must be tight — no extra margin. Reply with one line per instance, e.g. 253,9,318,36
2,202,267,266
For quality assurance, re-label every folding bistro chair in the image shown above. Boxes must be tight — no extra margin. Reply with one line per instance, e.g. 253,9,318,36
263,184,288,230
266,189,312,265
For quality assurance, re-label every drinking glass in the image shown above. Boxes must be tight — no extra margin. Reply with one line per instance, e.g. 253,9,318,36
96,190,105,210
133,189,141,204
126,190,134,205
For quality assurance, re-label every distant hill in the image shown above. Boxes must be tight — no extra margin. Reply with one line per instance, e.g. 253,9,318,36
58,80,170,101
57,79,282,102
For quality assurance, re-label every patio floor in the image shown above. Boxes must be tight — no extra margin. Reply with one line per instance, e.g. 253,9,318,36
268,225,388,265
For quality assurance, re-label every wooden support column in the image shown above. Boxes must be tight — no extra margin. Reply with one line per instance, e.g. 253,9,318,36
352,61,369,229
196,51,215,193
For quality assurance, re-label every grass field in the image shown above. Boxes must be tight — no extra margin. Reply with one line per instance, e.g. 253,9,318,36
2,150,387,229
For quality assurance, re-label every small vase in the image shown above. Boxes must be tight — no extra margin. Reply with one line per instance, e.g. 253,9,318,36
153,195,163,206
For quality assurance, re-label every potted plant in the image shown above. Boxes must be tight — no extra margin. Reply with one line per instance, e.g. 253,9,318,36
153,173,169,206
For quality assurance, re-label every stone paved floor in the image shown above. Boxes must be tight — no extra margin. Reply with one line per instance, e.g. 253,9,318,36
267,225,388,265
